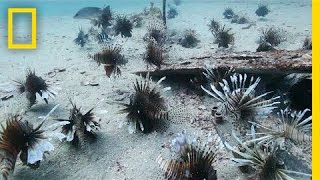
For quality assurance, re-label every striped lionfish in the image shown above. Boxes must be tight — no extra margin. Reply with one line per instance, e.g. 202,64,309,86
74,27,89,47
143,38,165,69
119,73,190,134
88,27,110,44
225,128,311,180
157,131,223,180
15,69,56,107
203,64,235,88
146,21,166,46
55,101,101,148
201,73,280,122
248,108,311,146
0,105,65,180
89,45,128,77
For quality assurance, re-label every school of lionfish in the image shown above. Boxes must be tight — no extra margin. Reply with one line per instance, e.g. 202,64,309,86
0,1,312,180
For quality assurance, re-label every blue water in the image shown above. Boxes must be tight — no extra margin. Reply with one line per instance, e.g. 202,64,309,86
0,0,307,20
0,0,152,21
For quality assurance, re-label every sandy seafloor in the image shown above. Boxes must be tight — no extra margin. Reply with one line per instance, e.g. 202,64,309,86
0,0,311,179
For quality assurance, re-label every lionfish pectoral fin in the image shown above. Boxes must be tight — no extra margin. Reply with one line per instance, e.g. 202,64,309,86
27,140,54,164
167,104,192,124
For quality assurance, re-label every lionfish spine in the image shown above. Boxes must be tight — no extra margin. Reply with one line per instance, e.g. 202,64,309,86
156,155,184,179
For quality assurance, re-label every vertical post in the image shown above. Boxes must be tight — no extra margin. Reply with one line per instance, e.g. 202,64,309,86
163,0,167,28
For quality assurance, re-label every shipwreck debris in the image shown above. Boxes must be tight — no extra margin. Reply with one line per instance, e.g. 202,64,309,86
133,50,311,77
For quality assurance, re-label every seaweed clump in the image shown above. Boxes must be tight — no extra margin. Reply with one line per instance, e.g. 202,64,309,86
223,8,235,19
259,27,286,46
114,16,133,38
255,5,270,17
15,69,55,107
167,6,178,19
212,25,235,48
89,46,128,77
144,39,165,69
119,73,189,134
157,131,223,180
74,28,89,47
302,36,312,50
55,101,101,148
179,29,200,48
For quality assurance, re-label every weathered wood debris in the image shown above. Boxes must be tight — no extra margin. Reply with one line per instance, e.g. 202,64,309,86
134,50,312,77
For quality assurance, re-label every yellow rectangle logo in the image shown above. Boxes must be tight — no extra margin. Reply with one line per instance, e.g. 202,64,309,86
8,8,37,49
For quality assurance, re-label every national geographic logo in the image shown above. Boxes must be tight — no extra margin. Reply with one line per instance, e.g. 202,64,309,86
8,8,37,49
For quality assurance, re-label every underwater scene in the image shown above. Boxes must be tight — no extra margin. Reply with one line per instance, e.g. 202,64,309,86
0,0,312,179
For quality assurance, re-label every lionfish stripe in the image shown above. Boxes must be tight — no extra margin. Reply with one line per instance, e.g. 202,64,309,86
239,92,275,107
239,78,260,103
290,128,311,143
0,154,15,180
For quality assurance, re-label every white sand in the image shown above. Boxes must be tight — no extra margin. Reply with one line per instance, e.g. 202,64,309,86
0,0,311,179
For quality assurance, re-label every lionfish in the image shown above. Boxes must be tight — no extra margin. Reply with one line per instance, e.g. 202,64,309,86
55,101,101,148
89,45,128,77
0,105,65,179
74,27,89,47
114,16,133,38
146,21,166,46
91,6,113,29
225,128,311,180
88,27,109,44
201,73,280,122
248,108,311,146
157,131,223,180
203,65,235,88
119,73,190,134
143,39,165,69
15,69,56,107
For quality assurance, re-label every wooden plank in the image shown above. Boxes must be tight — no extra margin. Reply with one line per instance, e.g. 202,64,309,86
133,50,312,77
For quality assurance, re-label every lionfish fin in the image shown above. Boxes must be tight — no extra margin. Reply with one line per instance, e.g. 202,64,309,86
167,104,191,124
